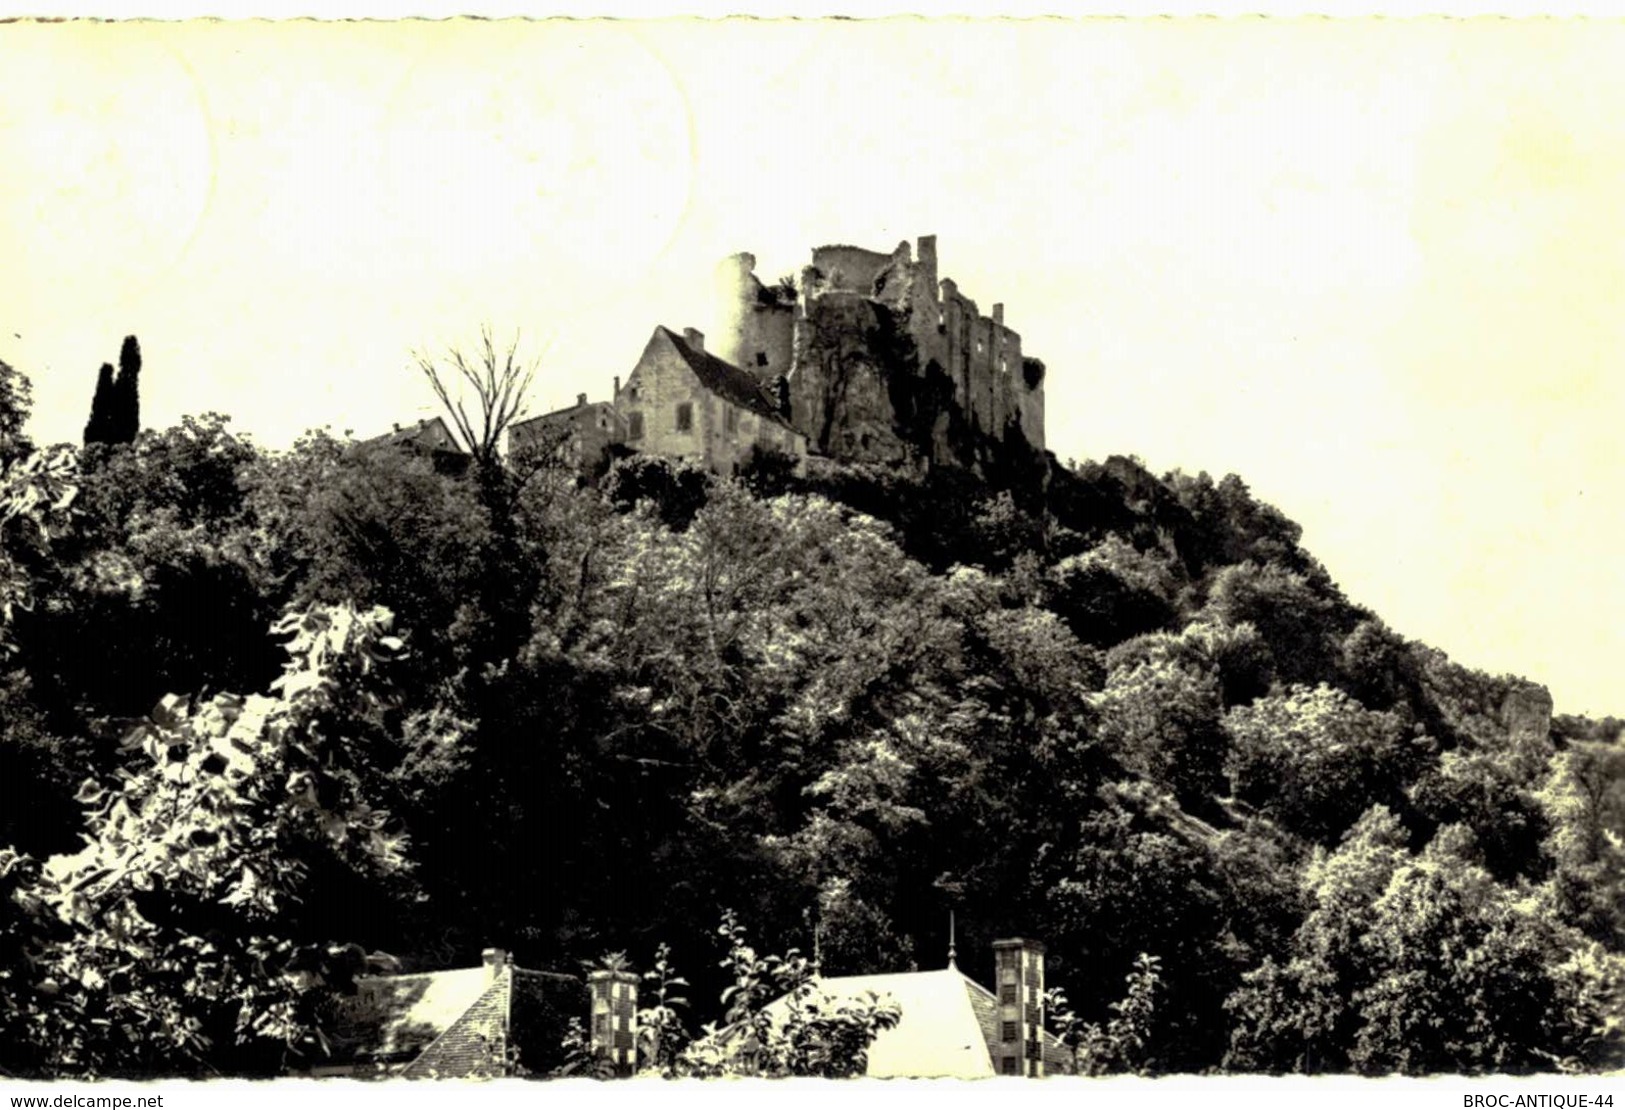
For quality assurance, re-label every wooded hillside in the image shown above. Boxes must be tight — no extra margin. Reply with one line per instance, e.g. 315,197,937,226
1,355,1620,1077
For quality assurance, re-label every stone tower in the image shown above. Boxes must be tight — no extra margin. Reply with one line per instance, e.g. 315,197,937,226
992,938,1046,1077
587,968,639,1076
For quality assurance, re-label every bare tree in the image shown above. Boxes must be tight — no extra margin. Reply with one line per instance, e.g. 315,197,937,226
412,324,540,469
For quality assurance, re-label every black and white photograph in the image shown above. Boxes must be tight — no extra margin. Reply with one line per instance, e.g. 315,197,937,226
0,12,1622,1096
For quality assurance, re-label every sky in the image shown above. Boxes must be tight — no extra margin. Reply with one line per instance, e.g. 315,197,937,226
2,18,1622,716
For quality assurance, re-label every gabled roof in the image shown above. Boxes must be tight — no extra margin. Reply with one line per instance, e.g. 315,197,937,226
362,416,463,453
791,969,998,1078
511,399,617,430
749,966,1077,1078
652,326,793,429
329,960,579,1078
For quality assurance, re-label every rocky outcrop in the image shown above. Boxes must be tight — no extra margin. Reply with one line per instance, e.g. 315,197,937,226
789,293,914,464
1501,682,1555,755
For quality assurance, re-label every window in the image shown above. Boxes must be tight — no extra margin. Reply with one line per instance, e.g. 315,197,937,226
594,1014,609,1034
676,402,693,433
1001,1021,1017,1043
1001,1057,1019,1076
627,412,644,440
1000,984,1017,1005
756,352,769,367
725,407,739,434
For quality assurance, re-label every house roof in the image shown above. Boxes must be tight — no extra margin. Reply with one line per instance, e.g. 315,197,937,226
790,969,998,1078
347,966,494,1062
653,326,794,429
329,959,579,1078
361,416,464,453
750,965,1076,1078
512,399,616,429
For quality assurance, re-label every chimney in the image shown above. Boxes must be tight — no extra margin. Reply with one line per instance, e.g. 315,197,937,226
992,938,1045,1077
613,375,621,398
482,947,509,982
993,303,1004,327
682,327,705,352
577,392,588,407
587,968,639,1077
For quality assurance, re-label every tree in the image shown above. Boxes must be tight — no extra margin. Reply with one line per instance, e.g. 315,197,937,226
1093,657,1227,808
1,357,34,464
1044,537,1179,648
1202,560,1347,688
1048,952,1163,1075
1,442,78,655
11,603,413,1077
84,337,142,448
112,336,142,445
1224,685,1415,846
83,365,117,447
673,910,900,1078
1225,807,1622,1075
1537,743,1625,946
557,912,900,1079
1048,781,1235,1071
412,324,538,470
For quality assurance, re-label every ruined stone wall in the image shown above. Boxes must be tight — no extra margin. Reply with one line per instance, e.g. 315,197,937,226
719,234,1047,468
935,281,1023,439
809,244,900,295
1016,358,1046,451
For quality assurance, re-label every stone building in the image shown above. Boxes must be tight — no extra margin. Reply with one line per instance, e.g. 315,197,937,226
361,416,470,475
316,936,1074,1078
507,393,624,477
613,325,808,476
316,948,579,1078
683,935,1074,1078
715,235,1047,467
480,235,1045,480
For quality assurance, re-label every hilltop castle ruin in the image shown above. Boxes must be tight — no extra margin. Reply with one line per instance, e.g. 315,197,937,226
717,234,1045,463
510,235,1047,475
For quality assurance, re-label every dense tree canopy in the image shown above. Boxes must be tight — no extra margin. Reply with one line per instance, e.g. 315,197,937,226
0,358,1620,1078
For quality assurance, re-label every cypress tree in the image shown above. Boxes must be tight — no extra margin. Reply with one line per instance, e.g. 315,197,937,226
83,362,117,446
111,334,141,443
84,335,142,447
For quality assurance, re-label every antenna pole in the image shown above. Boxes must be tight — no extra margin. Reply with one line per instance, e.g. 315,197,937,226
947,909,958,969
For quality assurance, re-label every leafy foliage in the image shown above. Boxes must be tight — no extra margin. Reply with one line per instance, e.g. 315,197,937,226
4,604,411,1077
1049,952,1163,1075
0,349,1620,1077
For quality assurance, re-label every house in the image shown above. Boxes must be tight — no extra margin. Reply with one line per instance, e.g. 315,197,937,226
723,937,1077,1078
360,416,470,476
614,325,808,476
318,948,579,1078
319,936,1074,1079
506,393,625,478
